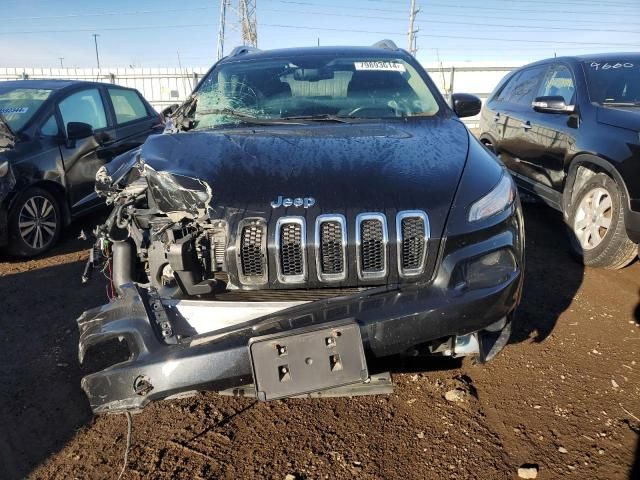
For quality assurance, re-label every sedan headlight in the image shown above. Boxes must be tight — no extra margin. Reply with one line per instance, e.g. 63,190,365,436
468,172,515,222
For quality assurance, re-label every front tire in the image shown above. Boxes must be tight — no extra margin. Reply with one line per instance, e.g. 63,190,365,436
7,187,62,257
568,173,637,269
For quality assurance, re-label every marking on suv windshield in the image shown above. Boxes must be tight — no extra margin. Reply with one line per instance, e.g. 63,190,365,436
271,196,316,209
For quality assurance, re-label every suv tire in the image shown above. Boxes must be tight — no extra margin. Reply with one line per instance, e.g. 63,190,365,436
567,173,637,269
7,187,62,257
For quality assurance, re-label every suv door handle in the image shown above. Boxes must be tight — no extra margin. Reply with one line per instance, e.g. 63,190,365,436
521,121,532,130
493,113,501,122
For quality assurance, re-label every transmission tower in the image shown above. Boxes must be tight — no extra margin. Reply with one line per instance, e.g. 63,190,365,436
239,0,258,47
216,0,258,60
408,0,419,55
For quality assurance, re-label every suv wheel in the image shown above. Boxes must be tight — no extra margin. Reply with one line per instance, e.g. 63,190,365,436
568,173,637,269
7,187,62,257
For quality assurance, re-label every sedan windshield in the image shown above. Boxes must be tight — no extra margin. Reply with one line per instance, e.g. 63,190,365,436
193,55,440,129
583,59,640,105
0,87,52,131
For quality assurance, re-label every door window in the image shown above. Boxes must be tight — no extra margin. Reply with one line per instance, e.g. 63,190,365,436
40,114,59,136
503,66,547,106
59,89,107,135
538,65,575,105
108,88,149,124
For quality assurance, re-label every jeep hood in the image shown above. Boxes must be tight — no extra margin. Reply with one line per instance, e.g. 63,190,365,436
106,119,470,239
596,105,640,131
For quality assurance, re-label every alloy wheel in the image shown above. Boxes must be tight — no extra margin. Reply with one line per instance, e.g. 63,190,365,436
18,195,58,250
573,187,613,250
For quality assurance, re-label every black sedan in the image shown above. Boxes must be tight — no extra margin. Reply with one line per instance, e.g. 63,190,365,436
479,53,640,269
0,80,163,256
77,42,525,413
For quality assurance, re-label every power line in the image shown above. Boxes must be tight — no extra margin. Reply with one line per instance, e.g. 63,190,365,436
255,7,640,35
362,0,640,16
365,0,638,7
2,21,640,48
276,0,640,19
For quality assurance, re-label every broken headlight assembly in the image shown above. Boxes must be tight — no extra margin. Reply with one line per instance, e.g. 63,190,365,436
468,172,515,222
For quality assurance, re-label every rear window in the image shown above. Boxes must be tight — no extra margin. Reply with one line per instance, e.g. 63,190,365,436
0,87,52,132
582,60,640,105
108,88,149,124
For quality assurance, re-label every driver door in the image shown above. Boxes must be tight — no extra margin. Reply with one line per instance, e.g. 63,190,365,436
57,87,118,213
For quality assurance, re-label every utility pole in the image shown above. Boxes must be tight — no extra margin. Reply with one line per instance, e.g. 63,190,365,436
216,0,228,60
58,57,64,68
92,33,101,70
408,0,419,56
239,0,258,47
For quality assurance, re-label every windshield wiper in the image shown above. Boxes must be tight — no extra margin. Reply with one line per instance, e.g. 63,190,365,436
196,108,307,125
281,114,354,123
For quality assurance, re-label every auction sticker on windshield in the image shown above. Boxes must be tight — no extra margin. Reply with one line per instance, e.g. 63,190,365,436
0,107,28,114
355,61,406,72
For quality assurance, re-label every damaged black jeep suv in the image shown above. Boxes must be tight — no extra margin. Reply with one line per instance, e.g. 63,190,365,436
78,41,525,413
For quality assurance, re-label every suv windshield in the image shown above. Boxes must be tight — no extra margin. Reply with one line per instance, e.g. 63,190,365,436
583,59,640,105
0,87,52,131
193,55,440,129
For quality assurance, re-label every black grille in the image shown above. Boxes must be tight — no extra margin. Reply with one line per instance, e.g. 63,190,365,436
240,225,264,277
360,219,385,273
401,217,426,271
280,223,304,276
320,221,344,274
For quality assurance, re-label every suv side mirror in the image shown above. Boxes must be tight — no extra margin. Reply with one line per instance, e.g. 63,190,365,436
532,96,575,114
450,93,482,118
67,122,94,140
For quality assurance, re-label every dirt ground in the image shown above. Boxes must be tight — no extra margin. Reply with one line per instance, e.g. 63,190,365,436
0,202,639,480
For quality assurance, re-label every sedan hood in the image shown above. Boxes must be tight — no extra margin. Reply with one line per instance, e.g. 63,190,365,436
596,105,640,131
110,119,470,239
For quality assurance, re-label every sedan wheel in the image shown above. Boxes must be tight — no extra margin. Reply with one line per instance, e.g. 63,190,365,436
18,195,58,250
573,187,612,250
7,187,62,257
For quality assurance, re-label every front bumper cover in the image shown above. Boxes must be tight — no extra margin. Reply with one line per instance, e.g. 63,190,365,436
78,250,522,413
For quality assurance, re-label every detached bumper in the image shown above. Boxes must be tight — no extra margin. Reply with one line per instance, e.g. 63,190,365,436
78,229,523,413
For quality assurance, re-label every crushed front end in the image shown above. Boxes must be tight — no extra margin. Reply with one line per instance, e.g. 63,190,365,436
78,139,524,414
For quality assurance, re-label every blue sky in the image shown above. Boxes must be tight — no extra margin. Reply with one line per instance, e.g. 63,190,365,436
0,0,638,67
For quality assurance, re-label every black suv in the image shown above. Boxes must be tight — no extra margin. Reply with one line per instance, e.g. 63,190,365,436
0,80,163,256
77,42,524,413
480,53,640,269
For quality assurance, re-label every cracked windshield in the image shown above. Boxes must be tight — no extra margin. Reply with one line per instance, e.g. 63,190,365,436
194,55,440,128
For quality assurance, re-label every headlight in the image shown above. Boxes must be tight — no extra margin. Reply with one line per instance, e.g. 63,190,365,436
468,172,515,222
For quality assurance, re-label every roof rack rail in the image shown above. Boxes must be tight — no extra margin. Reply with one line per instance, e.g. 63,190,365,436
371,39,399,51
228,46,261,57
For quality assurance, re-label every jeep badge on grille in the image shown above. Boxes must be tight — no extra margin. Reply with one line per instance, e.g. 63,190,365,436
271,195,316,209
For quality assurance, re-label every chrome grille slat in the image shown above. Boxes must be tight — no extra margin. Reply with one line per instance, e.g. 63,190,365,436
396,210,430,277
315,214,347,282
356,213,388,281
275,217,307,283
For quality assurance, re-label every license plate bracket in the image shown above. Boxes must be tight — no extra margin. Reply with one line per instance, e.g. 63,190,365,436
248,320,368,401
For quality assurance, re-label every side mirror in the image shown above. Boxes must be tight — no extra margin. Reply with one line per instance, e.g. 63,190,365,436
161,104,180,117
450,93,482,118
532,96,575,114
67,122,94,140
